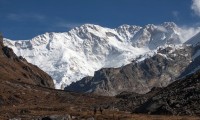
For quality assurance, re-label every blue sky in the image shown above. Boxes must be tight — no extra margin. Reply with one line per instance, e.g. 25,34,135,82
0,0,200,39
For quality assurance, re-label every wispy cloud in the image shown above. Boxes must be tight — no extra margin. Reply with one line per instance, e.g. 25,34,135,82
55,21,83,29
172,11,180,20
7,13,21,21
6,13,46,22
191,0,200,17
179,26,200,42
173,0,200,43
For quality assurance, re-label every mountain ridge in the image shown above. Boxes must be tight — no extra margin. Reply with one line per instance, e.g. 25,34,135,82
65,44,194,96
3,22,200,89
0,35,54,88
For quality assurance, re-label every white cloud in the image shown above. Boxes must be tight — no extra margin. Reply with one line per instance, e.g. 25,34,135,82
179,26,200,42
7,13,21,21
32,14,46,21
56,22,83,29
191,0,200,17
6,13,46,22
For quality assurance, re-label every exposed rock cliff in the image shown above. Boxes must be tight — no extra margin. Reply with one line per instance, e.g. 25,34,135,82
65,45,193,96
134,69,200,115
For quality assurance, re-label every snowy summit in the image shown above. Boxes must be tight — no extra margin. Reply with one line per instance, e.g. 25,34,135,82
3,22,200,89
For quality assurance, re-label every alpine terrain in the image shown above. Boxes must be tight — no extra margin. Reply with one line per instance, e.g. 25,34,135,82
4,22,200,90
2,34,197,119
2,23,200,119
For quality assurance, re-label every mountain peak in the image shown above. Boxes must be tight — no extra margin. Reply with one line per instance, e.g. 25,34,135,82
77,24,104,31
81,23,99,27
4,22,198,89
162,22,177,27
118,24,140,29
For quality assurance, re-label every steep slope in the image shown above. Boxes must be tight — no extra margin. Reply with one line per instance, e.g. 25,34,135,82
3,22,193,89
178,32,200,76
179,44,200,77
185,32,200,46
65,45,193,96
127,22,181,49
0,35,116,119
0,35,54,88
134,69,200,115
115,87,163,112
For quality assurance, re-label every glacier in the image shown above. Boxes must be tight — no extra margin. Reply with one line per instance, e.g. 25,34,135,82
3,22,200,89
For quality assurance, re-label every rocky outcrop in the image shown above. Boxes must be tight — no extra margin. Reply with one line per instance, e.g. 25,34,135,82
65,45,193,96
0,35,3,47
179,44,200,77
0,35,54,88
134,69,200,115
115,87,162,112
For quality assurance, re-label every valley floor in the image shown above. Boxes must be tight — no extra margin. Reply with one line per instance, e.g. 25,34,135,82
1,106,200,120
0,80,199,120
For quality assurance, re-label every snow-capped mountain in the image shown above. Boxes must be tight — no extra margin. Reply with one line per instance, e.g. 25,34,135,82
65,44,194,96
3,22,198,89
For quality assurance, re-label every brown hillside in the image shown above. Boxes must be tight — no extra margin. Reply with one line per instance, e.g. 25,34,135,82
0,35,54,88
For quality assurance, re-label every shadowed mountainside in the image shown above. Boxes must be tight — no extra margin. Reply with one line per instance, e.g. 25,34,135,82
134,69,200,115
0,35,54,88
65,45,193,96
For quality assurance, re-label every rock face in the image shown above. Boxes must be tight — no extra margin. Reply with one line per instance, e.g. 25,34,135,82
115,87,162,112
179,44,200,77
4,22,198,89
0,35,54,88
65,45,193,96
134,69,200,115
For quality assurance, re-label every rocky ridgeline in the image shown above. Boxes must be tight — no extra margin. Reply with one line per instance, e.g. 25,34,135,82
134,69,200,115
115,87,163,112
65,45,193,96
0,35,54,88
4,22,192,89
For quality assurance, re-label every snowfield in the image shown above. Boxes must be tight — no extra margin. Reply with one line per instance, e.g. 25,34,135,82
3,22,200,89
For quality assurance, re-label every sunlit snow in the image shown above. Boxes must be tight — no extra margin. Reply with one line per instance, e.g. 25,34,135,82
3,22,199,89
